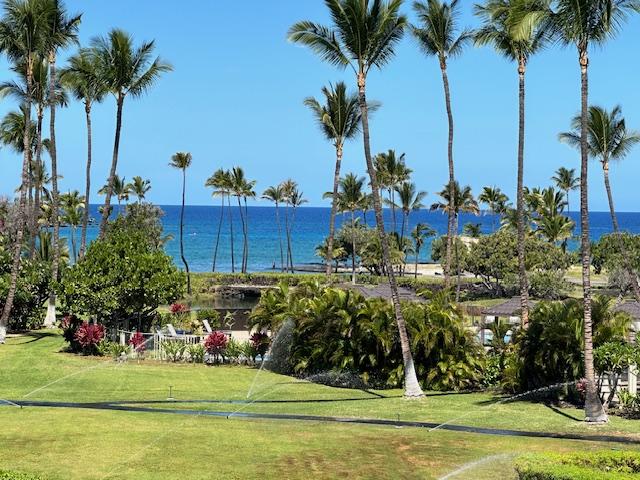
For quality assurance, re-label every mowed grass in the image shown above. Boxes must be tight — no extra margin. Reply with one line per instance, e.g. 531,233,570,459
0,331,639,479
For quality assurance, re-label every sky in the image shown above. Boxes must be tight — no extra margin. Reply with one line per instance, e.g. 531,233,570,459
2,0,640,211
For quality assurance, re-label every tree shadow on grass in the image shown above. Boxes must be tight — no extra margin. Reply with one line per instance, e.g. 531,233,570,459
6,331,58,346
544,403,582,422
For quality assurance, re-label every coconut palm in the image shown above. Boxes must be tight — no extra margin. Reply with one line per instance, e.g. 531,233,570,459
98,174,129,209
535,213,574,249
230,167,256,274
93,29,172,236
128,176,151,204
475,0,549,327
550,0,639,423
478,186,509,232
375,150,412,233
169,152,192,294
289,0,425,397
552,166,579,213
59,189,84,262
431,181,479,300
283,181,307,273
59,47,107,257
0,0,53,340
335,173,366,284
463,222,482,238
412,222,436,279
412,0,472,289
304,82,363,275
262,184,286,272
395,181,426,244
205,168,231,272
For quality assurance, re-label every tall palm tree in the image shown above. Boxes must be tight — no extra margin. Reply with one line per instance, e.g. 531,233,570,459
205,168,230,272
304,82,363,276
93,29,172,236
335,173,366,284
535,213,574,248
169,152,192,294
560,105,640,302
230,167,256,274
412,0,472,289
128,175,151,203
431,181,479,300
411,222,435,279
59,189,84,263
551,0,639,423
475,0,548,327
395,181,426,244
98,174,129,209
284,182,308,273
262,184,286,272
42,0,81,329
478,185,508,232
375,150,412,233
59,47,107,258
551,166,579,213
0,0,52,340
289,0,425,397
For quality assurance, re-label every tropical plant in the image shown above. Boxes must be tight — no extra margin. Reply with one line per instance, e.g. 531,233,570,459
262,184,286,272
59,189,84,262
229,167,256,274
74,321,105,356
169,152,192,294
127,176,151,204
289,0,425,397
98,174,129,208
204,331,228,363
375,149,412,233
411,223,436,279
304,82,363,275
281,179,306,273
93,28,172,235
478,186,508,232
395,181,426,244
551,166,579,213
206,169,230,272
463,222,482,238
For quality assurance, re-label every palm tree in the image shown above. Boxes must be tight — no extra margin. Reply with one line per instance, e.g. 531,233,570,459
535,213,574,248
375,150,412,233
262,184,286,272
412,222,436,279
284,182,307,273
478,186,508,232
475,0,549,327
0,0,53,340
304,82,363,276
463,222,482,238
551,0,639,424
395,181,426,244
60,47,107,258
289,0,425,397
128,176,151,203
412,0,472,289
335,173,366,284
230,167,256,274
98,174,129,209
431,181,479,301
552,166,579,213
560,105,640,302
93,29,172,236
59,189,84,263
205,168,230,272
169,152,192,294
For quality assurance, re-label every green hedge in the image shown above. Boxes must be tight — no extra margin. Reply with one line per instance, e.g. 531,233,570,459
515,451,640,479
0,472,45,480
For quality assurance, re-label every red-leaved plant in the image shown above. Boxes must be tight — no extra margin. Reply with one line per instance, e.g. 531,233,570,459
204,331,228,362
129,331,147,353
250,332,270,359
170,303,189,314
74,322,105,355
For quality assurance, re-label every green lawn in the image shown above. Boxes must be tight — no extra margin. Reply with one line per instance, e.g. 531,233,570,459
1,331,639,479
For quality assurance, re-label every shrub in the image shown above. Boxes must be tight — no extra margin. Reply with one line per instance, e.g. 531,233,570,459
74,322,105,355
98,340,131,359
60,314,83,353
196,309,220,328
169,303,189,314
186,343,205,363
515,451,640,479
204,332,228,362
162,339,187,362
0,472,46,480
225,338,244,364
527,270,571,300
250,332,270,360
128,331,147,354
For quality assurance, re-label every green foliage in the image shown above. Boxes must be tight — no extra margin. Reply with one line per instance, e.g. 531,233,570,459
161,339,187,362
195,309,220,328
527,270,572,300
59,217,185,330
592,233,640,275
97,340,131,359
186,344,205,364
225,338,245,364
430,236,469,273
250,283,483,390
0,472,46,480
515,451,640,480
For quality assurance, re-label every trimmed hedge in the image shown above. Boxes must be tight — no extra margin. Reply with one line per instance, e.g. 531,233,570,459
515,451,640,479
0,472,45,480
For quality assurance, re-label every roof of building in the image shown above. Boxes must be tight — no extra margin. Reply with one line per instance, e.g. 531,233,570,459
614,300,640,321
484,297,538,317
347,284,425,303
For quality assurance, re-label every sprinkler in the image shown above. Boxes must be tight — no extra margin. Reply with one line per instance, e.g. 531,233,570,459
167,386,174,401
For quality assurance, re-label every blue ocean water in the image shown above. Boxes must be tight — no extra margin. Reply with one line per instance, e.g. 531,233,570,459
63,205,640,273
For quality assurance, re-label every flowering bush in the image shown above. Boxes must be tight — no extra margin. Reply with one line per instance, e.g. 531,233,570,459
170,303,189,314
129,331,147,353
60,314,83,353
250,332,270,359
74,322,105,355
204,331,228,362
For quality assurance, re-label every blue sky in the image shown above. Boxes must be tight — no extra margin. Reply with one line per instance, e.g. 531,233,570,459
2,0,640,211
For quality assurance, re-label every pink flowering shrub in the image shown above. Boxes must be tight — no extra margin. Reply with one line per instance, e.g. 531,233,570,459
74,322,105,355
129,331,147,353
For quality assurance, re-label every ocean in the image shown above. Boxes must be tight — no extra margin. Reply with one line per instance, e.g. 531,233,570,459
63,205,640,273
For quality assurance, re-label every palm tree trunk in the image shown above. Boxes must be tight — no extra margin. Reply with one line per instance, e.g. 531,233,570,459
212,194,225,272
243,197,249,273
80,102,93,258
29,109,44,259
0,58,34,342
579,49,606,423
180,169,191,294
288,206,297,273
99,93,125,236
326,144,343,276
455,216,461,302
415,246,420,279
391,188,397,234
602,161,640,303
351,209,356,285
284,203,293,273
236,196,246,273
517,60,530,327
275,201,285,272
228,195,235,273
440,59,455,289
357,71,423,398
71,225,77,263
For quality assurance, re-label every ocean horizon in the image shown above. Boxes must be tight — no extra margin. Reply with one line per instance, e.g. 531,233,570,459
62,205,640,273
